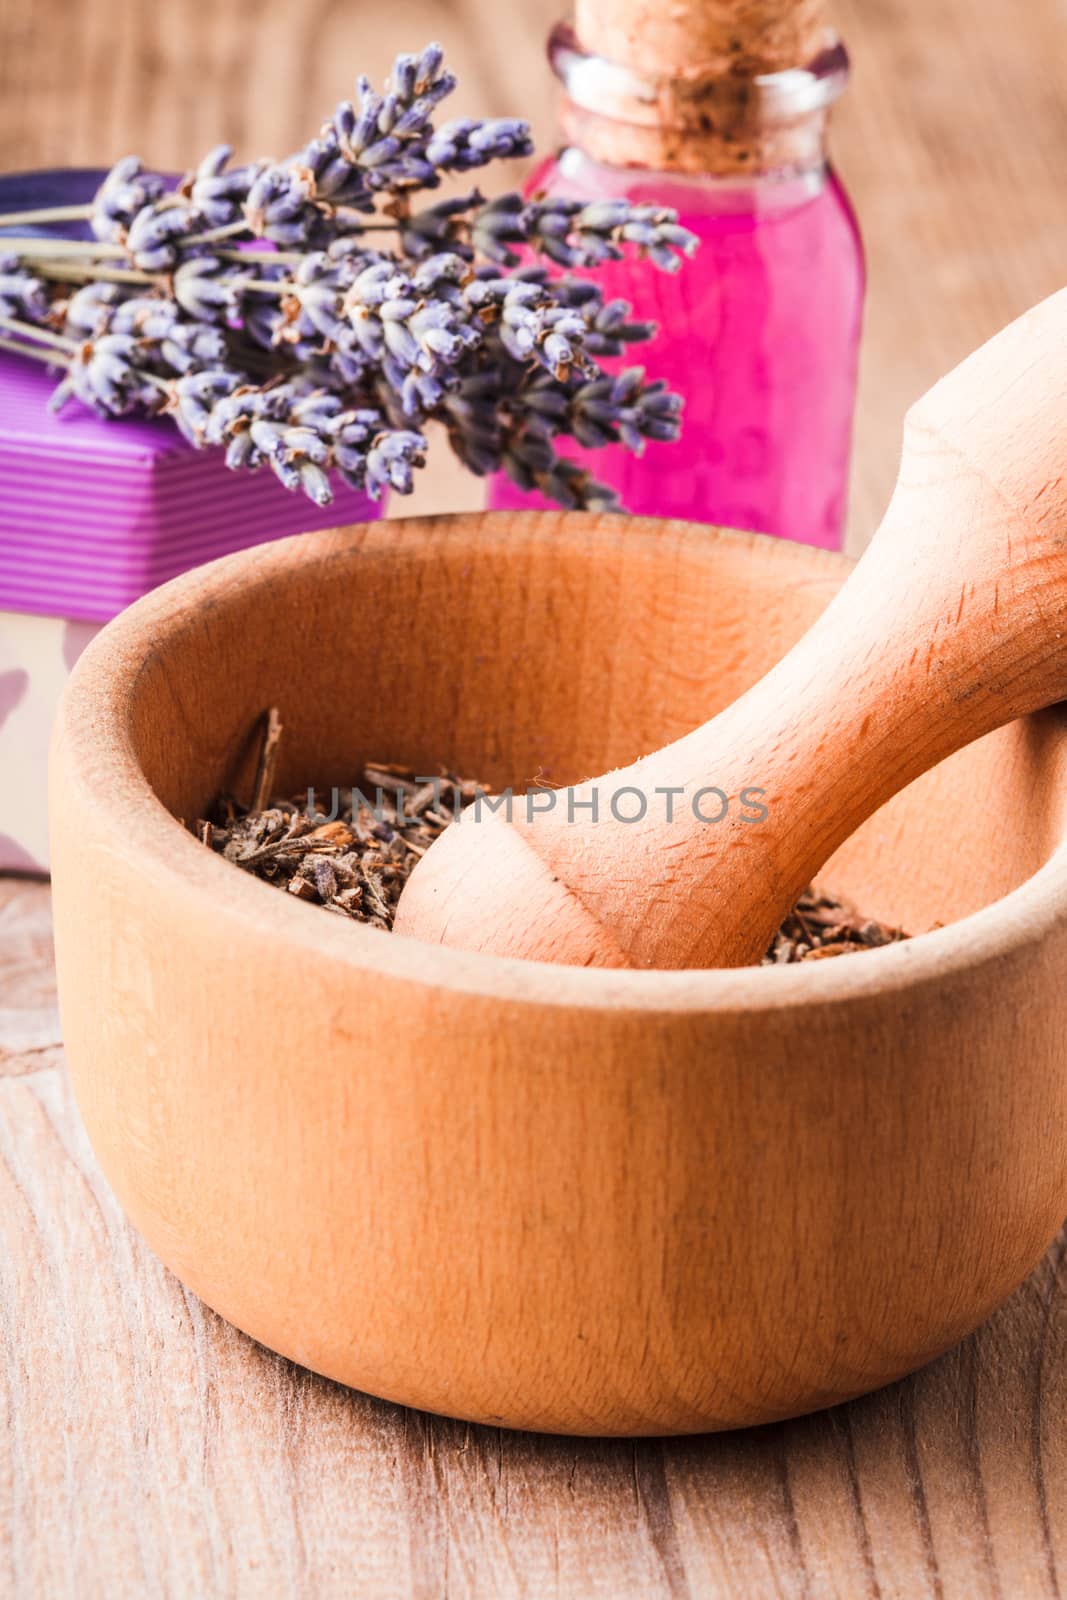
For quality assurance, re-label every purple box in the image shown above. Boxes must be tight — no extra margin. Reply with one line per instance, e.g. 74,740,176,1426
0,356,377,875
0,355,378,624
0,166,380,872
0,356,379,870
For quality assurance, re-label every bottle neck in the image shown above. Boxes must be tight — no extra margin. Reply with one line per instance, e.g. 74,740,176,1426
549,21,849,178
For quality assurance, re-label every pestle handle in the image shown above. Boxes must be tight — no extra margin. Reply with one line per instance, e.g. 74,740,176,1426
643,282,1067,964
396,288,1067,969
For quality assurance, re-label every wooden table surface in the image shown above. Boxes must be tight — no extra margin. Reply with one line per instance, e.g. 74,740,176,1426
2,0,1067,1594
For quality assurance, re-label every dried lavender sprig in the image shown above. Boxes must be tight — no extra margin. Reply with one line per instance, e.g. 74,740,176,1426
171,372,427,501
86,45,532,270
473,194,700,270
396,188,697,274
50,334,172,418
441,347,681,497
0,41,695,512
91,155,169,243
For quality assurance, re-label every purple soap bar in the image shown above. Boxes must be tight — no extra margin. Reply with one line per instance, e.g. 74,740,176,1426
0,354,380,623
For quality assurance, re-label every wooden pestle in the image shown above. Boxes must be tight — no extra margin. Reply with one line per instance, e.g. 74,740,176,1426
395,289,1067,969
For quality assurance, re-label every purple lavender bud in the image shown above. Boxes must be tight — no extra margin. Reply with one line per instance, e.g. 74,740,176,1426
203,388,257,446
269,455,303,492
541,331,577,379
125,205,188,252
575,200,633,231
399,369,448,417
658,222,699,253
414,42,445,91
195,145,233,179
225,432,258,472
390,97,436,139
66,332,167,419
190,147,262,228
417,69,457,111
0,258,52,324
375,92,403,137
392,53,418,102
299,461,332,504
358,136,402,171
248,166,308,223
425,118,532,173
281,425,331,465
382,318,421,368
243,166,320,245
365,428,427,497
160,324,229,372
348,87,384,155
333,102,359,147
612,366,646,405
249,418,287,459
412,252,471,289
91,157,167,242
292,392,342,425
469,119,531,157
172,369,240,442
172,258,238,323
63,281,126,336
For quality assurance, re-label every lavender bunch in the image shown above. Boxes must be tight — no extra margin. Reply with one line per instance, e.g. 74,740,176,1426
0,43,697,509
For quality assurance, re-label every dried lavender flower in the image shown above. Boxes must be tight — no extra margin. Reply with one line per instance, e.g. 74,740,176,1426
0,255,51,324
0,41,695,512
473,194,699,270
90,156,168,242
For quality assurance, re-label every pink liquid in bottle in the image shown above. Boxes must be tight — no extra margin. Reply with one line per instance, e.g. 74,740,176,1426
490,32,865,551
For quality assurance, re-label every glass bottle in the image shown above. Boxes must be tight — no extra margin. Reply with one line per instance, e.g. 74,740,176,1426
490,0,865,551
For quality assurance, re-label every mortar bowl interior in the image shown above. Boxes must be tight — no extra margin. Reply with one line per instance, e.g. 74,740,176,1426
50,513,1067,1435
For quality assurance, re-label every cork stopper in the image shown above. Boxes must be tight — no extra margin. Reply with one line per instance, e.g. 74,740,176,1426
554,1,845,175
573,0,827,82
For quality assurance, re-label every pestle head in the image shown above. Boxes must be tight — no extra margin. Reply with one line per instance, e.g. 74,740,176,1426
396,289,1067,970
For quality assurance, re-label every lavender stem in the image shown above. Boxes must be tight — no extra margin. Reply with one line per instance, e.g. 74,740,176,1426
229,277,289,295
0,313,77,351
0,332,65,365
0,236,125,259
215,248,303,265
0,204,93,228
184,220,251,247
30,261,158,286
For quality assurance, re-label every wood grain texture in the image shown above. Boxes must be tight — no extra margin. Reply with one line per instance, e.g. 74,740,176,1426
0,0,1065,540
3,0,1067,1591
3,876,1067,1595
48,513,1067,1441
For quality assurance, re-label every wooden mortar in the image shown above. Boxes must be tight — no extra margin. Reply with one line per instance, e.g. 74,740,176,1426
49,513,1067,1434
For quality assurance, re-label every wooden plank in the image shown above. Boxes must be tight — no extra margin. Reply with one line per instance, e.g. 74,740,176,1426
1,876,1065,1597
833,0,1067,543
3,0,1067,1588
1,0,1065,541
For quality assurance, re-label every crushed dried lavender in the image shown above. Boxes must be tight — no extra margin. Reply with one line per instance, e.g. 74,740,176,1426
762,888,908,965
196,748,908,962
197,763,482,933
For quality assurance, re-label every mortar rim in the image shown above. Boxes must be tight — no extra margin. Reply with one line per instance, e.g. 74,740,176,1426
53,511,1067,1018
